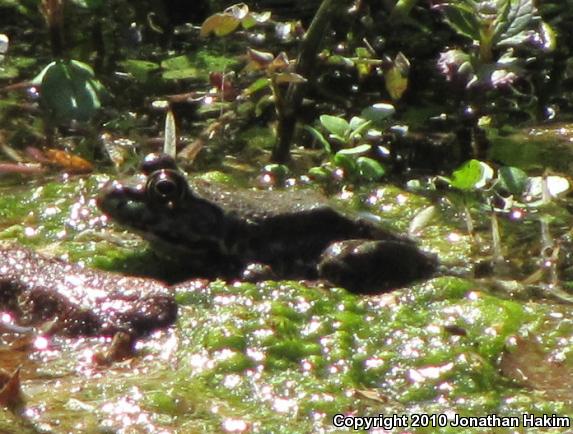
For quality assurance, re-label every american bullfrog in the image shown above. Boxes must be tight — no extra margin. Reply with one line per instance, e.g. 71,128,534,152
97,153,438,294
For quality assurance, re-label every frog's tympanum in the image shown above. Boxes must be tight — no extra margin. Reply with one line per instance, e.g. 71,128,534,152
97,153,438,295
0,247,176,337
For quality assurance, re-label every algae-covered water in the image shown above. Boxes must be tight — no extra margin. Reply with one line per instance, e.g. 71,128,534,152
0,155,572,433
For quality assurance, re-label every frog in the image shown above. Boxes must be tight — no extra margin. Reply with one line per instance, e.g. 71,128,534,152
96,153,438,294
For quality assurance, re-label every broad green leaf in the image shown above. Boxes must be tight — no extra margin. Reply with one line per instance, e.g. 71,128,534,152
38,60,103,122
333,152,357,174
361,103,395,124
119,59,159,82
385,66,408,100
386,52,410,100
498,166,527,195
337,144,371,156
161,55,193,70
348,118,372,141
441,3,481,42
161,55,199,80
200,13,241,37
496,0,534,45
263,163,289,179
357,156,385,180
449,159,493,191
244,77,271,95
320,115,350,137
349,116,369,131
308,166,330,181
162,68,200,80
304,125,332,154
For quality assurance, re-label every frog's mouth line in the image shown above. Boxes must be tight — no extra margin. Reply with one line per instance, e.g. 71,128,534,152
97,179,226,256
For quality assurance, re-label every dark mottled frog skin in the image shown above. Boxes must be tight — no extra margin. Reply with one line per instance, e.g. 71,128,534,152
97,153,437,294
0,247,176,337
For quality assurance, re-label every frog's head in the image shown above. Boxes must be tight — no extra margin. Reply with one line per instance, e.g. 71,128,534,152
97,153,226,252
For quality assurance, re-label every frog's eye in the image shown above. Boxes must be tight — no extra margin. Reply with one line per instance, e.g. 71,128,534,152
142,153,178,175
146,170,187,204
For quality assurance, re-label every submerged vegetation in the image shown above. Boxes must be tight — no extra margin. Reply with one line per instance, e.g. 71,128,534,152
2,0,573,432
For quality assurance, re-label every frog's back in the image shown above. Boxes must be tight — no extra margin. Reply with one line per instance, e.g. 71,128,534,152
191,179,328,221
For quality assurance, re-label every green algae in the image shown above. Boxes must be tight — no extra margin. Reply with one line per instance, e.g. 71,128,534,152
0,173,572,433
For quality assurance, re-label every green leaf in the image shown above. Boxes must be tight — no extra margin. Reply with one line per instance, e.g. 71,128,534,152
119,59,160,82
38,60,103,122
449,159,493,191
349,116,368,131
497,166,527,195
361,103,395,125
496,0,534,45
320,115,350,138
337,144,371,156
161,55,200,80
162,68,201,80
245,77,271,95
357,157,385,180
333,152,357,174
441,3,482,42
304,125,332,154
200,13,241,37
274,72,307,84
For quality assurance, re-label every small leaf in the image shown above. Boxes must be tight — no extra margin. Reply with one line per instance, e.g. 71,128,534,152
496,0,534,44
246,47,274,68
304,125,332,154
320,115,350,137
334,152,357,174
161,55,200,80
162,68,200,80
349,116,369,131
119,59,159,81
498,166,528,196
441,3,482,42
39,59,103,122
200,13,241,37
337,144,371,156
357,156,385,180
361,103,395,124
385,53,409,100
449,159,493,191
268,52,290,73
274,72,307,84
244,77,271,95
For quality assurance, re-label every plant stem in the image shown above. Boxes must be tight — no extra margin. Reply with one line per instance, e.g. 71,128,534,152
272,0,349,162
